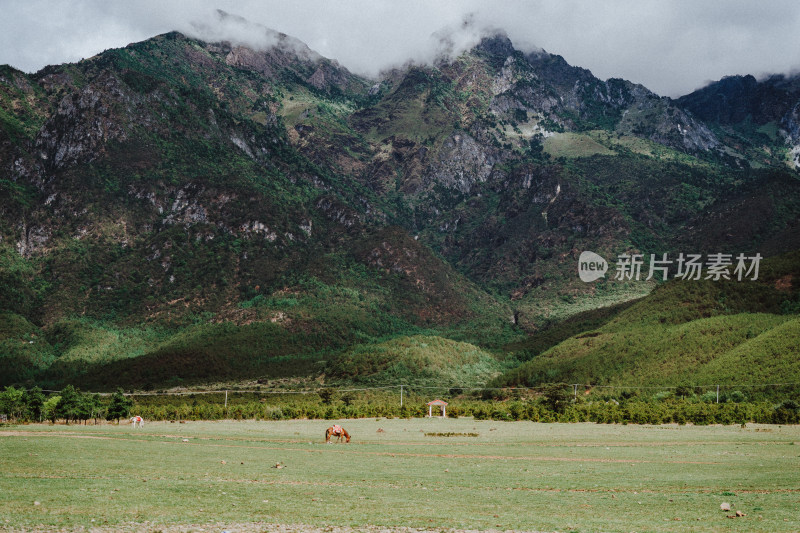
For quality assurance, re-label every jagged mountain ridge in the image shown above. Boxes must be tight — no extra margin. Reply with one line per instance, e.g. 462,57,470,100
1,27,799,389
677,73,800,168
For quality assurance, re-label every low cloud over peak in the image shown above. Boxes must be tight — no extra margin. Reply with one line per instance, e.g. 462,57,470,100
1,1,800,98
185,9,320,63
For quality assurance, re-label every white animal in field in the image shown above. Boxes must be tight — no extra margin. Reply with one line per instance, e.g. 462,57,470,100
130,415,144,428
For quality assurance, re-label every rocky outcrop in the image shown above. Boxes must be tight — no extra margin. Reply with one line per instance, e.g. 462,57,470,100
426,133,497,193
617,88,720,152
35,71,132,170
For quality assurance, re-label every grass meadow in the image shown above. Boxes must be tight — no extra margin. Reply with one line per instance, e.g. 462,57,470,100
1,419,799,532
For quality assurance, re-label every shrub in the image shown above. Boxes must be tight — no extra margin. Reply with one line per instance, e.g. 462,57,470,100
490,407,512,421
701,391,718,403
508,401,526,420
726,391,747,403
472,406,489,420
653,391,673,402
265,407,284,420
772,400,800,424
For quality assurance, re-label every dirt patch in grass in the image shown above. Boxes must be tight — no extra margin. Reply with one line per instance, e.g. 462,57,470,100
424,432,479,437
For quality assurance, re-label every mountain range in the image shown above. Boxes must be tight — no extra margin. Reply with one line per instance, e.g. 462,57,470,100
1,17,799,391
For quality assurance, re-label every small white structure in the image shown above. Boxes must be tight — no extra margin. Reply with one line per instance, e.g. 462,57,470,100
427,399,448,418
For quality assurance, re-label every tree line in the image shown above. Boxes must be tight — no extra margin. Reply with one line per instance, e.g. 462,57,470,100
1,384,798,425
0,385,133,424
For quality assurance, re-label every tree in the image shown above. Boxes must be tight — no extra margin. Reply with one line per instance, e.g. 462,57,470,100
23,387,46,422
78,394,104,425
318,388,336,405
106,389,133,423
86,394,105,424
43,396,61,424
0,386,25,420
56,385,83,424
541,383,571,414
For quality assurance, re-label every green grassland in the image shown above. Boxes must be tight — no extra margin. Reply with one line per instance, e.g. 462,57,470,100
543,131,617,159
1,419,799,532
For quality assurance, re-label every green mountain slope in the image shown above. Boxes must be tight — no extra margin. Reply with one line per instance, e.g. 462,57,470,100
327,334,513,387
494,251,800,390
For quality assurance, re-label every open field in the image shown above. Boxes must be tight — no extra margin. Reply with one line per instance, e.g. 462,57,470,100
1,419,799,532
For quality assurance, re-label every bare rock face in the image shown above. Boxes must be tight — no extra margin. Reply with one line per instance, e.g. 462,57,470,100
35,71,132,170
427,133,497,194
611,84,719,152
315,196,362,228
782,104,800,168
15,222,51,257
163,186,210,227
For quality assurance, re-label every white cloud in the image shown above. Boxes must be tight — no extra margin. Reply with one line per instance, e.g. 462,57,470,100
1,0,799,97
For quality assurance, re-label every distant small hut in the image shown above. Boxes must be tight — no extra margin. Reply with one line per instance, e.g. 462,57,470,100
427,399,448,418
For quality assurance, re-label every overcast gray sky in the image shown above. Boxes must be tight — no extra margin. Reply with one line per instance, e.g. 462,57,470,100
1,0,800,97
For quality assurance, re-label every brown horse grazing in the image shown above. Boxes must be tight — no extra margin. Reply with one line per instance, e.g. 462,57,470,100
325,424,350,443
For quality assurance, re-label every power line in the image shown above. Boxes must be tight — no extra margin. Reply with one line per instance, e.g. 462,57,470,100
36,382,800,397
